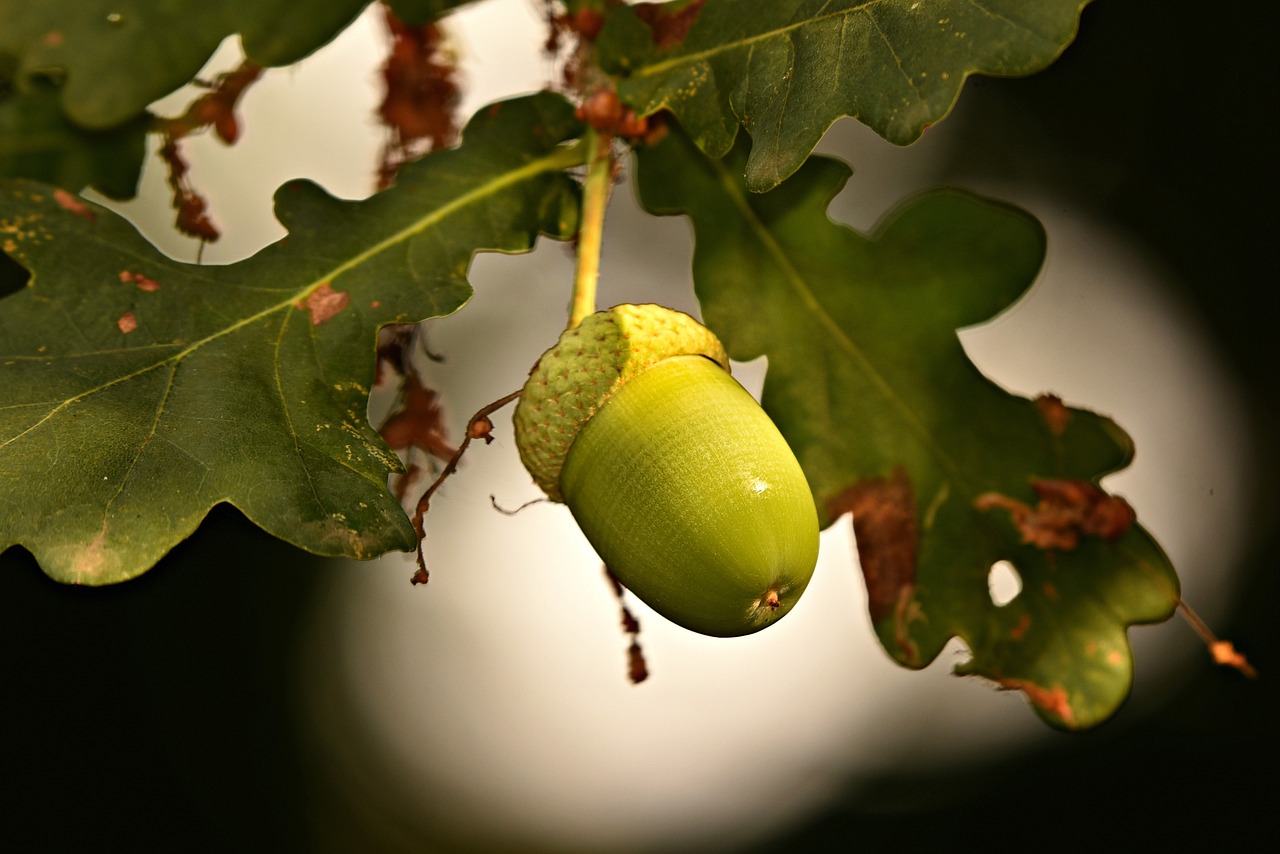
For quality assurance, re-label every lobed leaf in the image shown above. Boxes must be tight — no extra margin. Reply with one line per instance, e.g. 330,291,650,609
0,86,148,198
0,93,582,585
635,127,1180,728
601,0,1092,191
0,0,472,131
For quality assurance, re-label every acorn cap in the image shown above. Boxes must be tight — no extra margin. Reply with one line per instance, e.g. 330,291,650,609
514,304,730,502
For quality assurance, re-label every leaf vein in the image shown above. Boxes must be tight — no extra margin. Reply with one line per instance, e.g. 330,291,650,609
0,143,581,454
632,0,881,80
708,154,968,488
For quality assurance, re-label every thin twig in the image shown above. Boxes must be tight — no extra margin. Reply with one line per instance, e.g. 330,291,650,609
410,389,522,584
489,494,548,516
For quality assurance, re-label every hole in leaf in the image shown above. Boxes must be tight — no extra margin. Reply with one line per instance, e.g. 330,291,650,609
0,250,30,298
988,560,1022,607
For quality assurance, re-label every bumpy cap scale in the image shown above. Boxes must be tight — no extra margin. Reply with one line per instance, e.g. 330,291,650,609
513,304,729,502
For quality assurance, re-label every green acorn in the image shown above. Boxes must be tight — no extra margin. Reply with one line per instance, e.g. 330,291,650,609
513,304,819,637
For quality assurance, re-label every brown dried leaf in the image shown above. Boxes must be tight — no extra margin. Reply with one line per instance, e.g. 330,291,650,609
157,139,219,243
380,373,456,462
154,61,264,243
164,62,263,144
605,566,649,684
375,8,461,189
632,0,706,50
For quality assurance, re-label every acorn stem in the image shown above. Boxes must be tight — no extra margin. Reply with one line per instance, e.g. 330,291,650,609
568,128,614,329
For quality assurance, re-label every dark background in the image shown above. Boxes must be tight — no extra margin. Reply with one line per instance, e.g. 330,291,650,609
3,2,1276,851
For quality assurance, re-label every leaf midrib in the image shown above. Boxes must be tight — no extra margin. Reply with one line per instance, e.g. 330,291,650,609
625,0,1050,89
708,154,970,492
0,142,584,452
629,0,882,80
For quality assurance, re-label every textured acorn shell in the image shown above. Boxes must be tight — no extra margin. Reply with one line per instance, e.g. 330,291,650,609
513,305,728,502
559,355,820,637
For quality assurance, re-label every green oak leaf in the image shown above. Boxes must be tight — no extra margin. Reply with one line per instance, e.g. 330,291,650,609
0,84,148,198
0,93,582,585
601,0,1091,192
0,0,474,195
0,0,395,130
635,127,1179,729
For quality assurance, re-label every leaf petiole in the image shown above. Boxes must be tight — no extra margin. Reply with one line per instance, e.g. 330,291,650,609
568,128,615,329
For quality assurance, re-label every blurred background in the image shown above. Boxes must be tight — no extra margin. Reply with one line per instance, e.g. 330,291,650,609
3,2,1276,850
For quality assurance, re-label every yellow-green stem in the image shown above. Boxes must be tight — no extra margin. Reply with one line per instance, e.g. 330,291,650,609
568,129,614,329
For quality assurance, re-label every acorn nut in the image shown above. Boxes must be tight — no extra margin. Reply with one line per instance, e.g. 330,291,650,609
513,304,819,637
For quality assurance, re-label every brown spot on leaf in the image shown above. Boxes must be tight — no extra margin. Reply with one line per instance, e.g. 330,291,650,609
119,270,160,291
975,479,1136,550
1010,612,1032,641
305,283,351,326
633,0,707,50
996,677,1075,726
73,525,109,581
1035,393,1071,436
44,30,64,47
53,189,95,222
117,311,138,334
829,466,918,624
